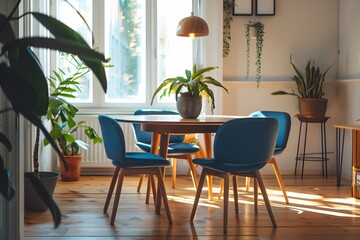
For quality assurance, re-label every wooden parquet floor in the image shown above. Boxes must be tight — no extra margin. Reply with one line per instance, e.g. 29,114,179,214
24,174,360,239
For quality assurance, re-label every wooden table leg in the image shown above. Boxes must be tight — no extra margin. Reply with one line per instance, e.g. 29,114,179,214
156,132,170,215
146,133,160,204
204,133,213,200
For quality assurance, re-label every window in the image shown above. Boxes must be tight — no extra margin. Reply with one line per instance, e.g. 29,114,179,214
55,0,193,109
57,0,93,102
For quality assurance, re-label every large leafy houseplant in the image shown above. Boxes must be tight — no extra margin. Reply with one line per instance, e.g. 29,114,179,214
0,0,107,227
151,64,229,114
245,20,265,86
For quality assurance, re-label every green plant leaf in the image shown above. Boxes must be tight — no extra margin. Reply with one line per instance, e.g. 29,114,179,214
0,133,12,151
201,76,229,94
74,140,88,150
0,63,37,115
192,66,217,80
150,78,175,105
8,47,48,116
271,91,299,97
0,14,16,44
185,69,192,80
2,37,104,60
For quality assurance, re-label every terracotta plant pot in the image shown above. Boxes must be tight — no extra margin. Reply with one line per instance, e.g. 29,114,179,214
298,98,328,117
176,94,202,119
59,154,83,181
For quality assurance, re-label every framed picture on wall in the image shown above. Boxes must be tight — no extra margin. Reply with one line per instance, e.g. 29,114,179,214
255,0,276,16
233,0,253,16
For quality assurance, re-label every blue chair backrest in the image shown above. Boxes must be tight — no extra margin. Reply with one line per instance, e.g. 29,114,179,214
98,114,126,161
249,111,291,150
132,109,185,144
213,118,278,169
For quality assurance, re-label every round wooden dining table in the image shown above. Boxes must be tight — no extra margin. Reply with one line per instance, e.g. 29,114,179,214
115,114,242,211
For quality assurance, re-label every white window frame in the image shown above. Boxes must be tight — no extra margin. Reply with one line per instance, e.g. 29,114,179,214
51,0,205,114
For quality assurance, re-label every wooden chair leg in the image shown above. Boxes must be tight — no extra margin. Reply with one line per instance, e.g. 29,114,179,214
155,168,172,224
146,176,151,204
232,175,239,216
172,158,177,189
254,177,258,214
137,174,145,193
269,157,289,204
255,171,277,227
218,179,224,199
190,169,207,221
104,167,120,213
223,173,230,234
186,155,198,189
150,175,157,205
155,167,166,215
245,177,251,192
110,169,125,225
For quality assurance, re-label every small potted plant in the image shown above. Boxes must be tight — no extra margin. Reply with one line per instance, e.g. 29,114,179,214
151,64,229,119
271,54,337,117
44,54,105,181
245,20,265,86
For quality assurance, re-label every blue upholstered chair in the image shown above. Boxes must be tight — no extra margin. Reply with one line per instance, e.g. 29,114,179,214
190,118,278,233
218,111,291,204
248,111,291,204
98,114,172,225
133,109,200,190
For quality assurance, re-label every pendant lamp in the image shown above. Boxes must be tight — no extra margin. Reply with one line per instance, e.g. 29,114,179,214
176,13,209,38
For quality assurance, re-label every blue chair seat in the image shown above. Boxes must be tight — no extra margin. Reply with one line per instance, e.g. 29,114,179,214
112,152,170,168
136,142,199,155
193,158,267,173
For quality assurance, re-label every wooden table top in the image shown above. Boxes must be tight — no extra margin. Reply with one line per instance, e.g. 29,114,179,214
115,114,243,125
334,124,360,130
115,115,244,134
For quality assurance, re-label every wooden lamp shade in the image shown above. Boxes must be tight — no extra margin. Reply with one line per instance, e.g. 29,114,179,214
176,15,209,38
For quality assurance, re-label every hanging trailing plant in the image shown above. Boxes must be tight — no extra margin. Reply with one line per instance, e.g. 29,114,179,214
245,20,265,86
223,0,234,58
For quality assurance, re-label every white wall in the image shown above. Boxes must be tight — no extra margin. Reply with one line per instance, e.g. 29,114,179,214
224,0,339,81
339,0,360,79
222,0,341,176
335,0,360,179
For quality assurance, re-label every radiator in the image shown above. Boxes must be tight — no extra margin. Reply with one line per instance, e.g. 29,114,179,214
74,115,191,175
73,115,140,174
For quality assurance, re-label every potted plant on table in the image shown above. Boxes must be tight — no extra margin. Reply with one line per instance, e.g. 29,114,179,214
151,64,229,119
271,54,337,117
0,0,107,227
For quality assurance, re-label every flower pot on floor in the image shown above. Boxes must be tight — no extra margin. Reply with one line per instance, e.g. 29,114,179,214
24,171,60,212
59,154,83,181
